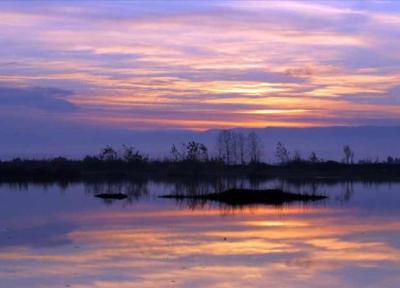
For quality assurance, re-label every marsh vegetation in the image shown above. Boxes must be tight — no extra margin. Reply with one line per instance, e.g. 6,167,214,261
0,130,399,182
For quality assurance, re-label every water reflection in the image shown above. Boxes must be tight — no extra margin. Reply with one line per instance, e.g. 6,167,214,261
85,181,148,205
0,178,370,207
0,180,399,287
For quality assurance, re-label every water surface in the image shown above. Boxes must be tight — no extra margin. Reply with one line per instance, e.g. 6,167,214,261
0,179,399,287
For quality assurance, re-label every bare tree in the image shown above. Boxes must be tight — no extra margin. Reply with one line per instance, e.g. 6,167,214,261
237,132,246,165
343,145,354,164
309,151,319,163
185,141,208,161
292,150,302,162
275,142,290,164
247,131,262,163
231,132,239,164
216,130,233,164
216,132,224,162
171,142,208,162
217,130,262,164
99,146,118,161
122,145,145,162
170,144,182,161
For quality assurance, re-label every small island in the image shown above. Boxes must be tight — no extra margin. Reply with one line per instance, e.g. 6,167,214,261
95,193,128,200
160,188,327,206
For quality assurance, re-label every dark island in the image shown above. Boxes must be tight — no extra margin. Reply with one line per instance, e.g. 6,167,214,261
95,193,128,200
160,188,327,206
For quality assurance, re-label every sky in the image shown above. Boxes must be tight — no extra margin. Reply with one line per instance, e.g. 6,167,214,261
1,0,400,132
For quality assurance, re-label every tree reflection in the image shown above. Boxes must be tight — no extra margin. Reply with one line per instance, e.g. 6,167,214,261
85,180,148,205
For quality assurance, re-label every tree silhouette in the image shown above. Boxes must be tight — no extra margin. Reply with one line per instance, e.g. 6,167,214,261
309,151,319,163
276,142,290,164
247,131,262,163
343,145,354,164
99,146,118,161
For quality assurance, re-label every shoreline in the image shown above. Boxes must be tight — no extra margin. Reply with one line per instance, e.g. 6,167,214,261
1,158,400,183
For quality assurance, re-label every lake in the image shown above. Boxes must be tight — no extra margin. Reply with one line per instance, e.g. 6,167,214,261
0,179,399,287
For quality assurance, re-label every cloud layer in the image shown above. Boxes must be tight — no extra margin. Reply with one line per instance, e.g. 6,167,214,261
1,1,400,129
0,86,75,112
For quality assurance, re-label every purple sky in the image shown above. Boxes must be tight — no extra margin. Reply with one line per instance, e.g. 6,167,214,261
0,1,400,134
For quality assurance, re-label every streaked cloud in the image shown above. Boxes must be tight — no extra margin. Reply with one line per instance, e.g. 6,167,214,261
0,1,399,129
0,86,76,112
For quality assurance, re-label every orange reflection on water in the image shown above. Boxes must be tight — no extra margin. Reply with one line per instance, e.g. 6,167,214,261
1,203,400,288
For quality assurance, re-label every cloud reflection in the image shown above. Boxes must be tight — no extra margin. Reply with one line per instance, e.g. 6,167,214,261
1,203,400,287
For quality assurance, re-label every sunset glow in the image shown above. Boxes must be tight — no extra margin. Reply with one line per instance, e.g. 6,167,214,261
1,4,400,286
2,1,400,130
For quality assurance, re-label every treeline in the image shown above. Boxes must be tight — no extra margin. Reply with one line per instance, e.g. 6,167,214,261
168,130,399,165
0,130,400,182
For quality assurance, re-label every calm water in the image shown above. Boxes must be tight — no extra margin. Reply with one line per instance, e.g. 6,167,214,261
0,179,400,288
